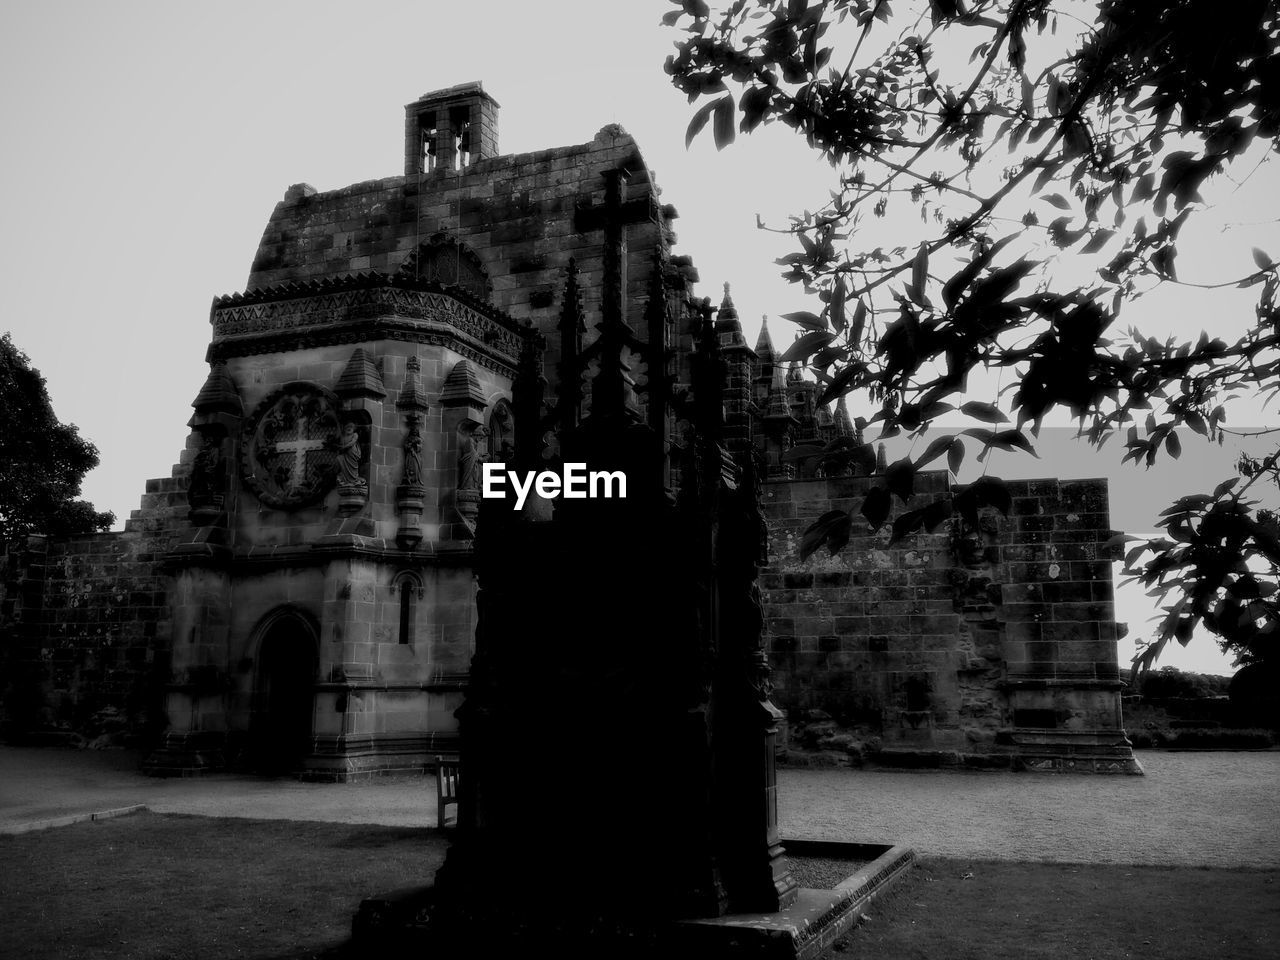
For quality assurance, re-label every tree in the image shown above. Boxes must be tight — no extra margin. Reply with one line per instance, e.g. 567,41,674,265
0,333,114,542
665,0,1280,673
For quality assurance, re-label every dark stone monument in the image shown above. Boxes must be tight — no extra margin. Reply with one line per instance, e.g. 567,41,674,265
353,165,918,958
369,166,794,953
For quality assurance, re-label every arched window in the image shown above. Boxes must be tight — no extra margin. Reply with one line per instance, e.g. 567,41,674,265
398,234,491,301
392,572,424,645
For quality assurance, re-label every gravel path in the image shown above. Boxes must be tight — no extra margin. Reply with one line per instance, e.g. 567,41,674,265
3,747,1276,867
0,747,435,830
779,752,1280,868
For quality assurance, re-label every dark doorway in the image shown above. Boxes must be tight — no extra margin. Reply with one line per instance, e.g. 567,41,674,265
252,614,316,775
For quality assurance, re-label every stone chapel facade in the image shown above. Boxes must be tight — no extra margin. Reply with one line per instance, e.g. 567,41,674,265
0,83,1139,776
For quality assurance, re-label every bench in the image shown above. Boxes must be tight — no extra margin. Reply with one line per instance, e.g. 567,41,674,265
434,755,459,828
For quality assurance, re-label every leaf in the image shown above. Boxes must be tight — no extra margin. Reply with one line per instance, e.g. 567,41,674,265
891,507,928,543
1125,543,1149,568
830,280,847,333
966,259,1033,309
960,401,1007,423
800,509,853,560
778,330,835,363
685,99,718,148
1042,193,1070,210
1214,477,1240,498
712,95,736,150
969,475,1012,515
942,235,1015,309
849,299,868,344
993,429,1038,457
740,85,772,133
1151,245,1177,281
861,486,892,528
922,496,953,531
1082,229,1114,254
1165,431,1181,459
947,438,965,475
885,457,916,503
782,310,826,331
916,434,956,470
909,243,931,305
815,363,860,406
1253,247,1275,270
683,0,710,19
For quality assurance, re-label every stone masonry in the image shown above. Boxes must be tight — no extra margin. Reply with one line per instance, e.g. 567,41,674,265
0,82,1138,775
761,474,1136,771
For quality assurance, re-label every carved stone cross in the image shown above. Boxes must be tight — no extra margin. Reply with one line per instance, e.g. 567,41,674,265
573,168,661,420
273,426,327,490
574,168,658,330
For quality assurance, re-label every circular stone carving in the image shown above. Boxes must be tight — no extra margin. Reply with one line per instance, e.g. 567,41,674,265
241,384,342,509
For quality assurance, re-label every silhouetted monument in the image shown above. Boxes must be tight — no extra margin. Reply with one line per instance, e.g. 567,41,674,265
369,170,797,952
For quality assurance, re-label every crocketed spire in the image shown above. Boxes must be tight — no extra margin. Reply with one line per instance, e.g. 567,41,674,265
755,314,776,361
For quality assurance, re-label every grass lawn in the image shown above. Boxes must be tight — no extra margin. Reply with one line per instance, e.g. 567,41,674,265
834,859,1280,960
1,813,1276,959
0,812,444,959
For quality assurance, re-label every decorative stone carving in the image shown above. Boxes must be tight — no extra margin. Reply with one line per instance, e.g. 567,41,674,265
454,424,488,531
397,233,491,301
240,384,342,510
187,430,226,525
336,422,364,488
487,399,514,465
395,355,431,549
401,419,424,488
209,280,523,371
457,425,488,493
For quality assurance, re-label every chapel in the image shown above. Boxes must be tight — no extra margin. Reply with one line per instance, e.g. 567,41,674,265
2,82,1139,776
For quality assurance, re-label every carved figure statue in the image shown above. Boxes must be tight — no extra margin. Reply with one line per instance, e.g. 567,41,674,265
403,419,424,488
488,401,514,465
457,425,489,492
338,422,365,488
189,433,222,506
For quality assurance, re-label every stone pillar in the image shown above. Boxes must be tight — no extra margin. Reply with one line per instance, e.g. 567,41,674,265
395,355,431,549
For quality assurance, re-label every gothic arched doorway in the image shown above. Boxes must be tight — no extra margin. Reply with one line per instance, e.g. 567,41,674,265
251,609,318,775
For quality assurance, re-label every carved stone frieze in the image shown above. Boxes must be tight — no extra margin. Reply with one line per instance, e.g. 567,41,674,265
209,280,524,371
213,286,522,355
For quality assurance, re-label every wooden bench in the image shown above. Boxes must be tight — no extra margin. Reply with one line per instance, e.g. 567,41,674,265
434,755,459,828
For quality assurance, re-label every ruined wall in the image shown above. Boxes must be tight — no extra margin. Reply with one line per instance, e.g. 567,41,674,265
761,472,1132,768
1,441,197,742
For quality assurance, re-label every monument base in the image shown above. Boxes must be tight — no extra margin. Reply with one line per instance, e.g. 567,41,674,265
351,841,915,959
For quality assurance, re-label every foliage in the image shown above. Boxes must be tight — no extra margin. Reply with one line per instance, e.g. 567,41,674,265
0,333,114,542
1133,665,1231,699
665,0,1280,672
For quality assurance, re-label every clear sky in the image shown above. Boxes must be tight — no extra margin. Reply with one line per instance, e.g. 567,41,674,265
2,1,1275,675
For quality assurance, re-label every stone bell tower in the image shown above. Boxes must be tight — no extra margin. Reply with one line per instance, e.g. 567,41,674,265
404,81,500,175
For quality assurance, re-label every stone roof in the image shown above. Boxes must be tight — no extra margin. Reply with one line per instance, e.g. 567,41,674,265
439,359,488,407
334,348,386,399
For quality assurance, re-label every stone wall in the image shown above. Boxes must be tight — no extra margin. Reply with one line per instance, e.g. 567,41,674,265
243,124,680,379
1,441,196,742
760,471,1136,770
